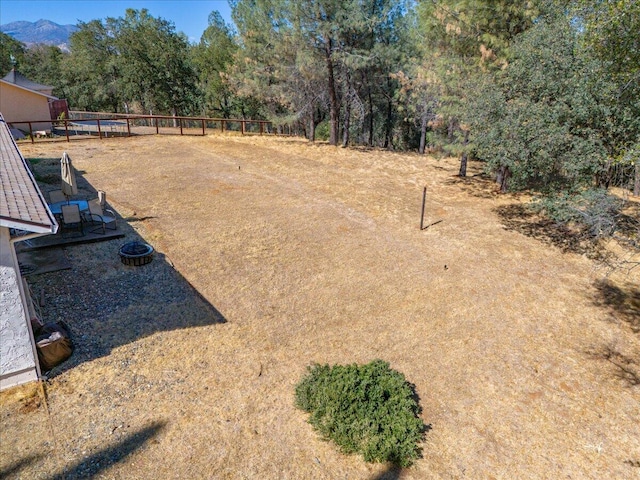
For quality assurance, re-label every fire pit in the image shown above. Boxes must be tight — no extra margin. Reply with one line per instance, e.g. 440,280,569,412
119,241,154,266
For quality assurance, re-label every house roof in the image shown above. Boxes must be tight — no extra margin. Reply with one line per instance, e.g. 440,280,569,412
1,68,54,94
0,113,58,234
0,78,57,101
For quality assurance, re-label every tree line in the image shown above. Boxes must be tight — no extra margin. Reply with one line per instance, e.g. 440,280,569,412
1,1,638,207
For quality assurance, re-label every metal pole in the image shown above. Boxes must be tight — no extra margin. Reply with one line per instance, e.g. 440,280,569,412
420,186,427,230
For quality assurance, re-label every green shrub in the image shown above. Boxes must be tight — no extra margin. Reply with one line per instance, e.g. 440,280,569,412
535,188,624,239
295,359,426,467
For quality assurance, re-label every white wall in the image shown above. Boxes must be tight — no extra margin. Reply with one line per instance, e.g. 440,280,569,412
0,227,39,390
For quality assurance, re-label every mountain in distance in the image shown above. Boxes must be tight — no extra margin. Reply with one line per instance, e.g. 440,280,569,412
0,19,78,51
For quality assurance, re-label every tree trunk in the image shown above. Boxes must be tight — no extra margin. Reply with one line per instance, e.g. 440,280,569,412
447,117,457,143
634,160,640,196
459,153,468,177
383,77,393,149
458,130,470,177
496,165,511,193
308,113,315,142
342,73,352,148
597,159,613,188
368,91,374,147
324,38,339,146
342,100,351,148
419,114,428,155
384,96,392,149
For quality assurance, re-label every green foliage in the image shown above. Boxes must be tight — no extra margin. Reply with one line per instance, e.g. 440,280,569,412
20,44,66,96
314,121,330,142
191,12,239,118
63,19,121,112
467,14,608,192
0,32,25,76
535,188,624,239
295,360,425,467
231,0,411,146
111,9,199,116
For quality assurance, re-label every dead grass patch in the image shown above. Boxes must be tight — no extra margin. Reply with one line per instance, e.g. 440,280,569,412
2,134,639,479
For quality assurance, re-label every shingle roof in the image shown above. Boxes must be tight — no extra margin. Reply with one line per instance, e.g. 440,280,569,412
0,113,57,234
1,68,53,93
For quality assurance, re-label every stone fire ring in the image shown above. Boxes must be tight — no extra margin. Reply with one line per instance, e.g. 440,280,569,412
119,241,154,266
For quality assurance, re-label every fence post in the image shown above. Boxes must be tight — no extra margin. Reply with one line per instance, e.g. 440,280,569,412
420,187,427,230
155,118,159,135
221,120,225,133
179,118,183,135
126,118,131,137
97,119,102,139
28,122,34,143
241,120,245,135
202,119,206,136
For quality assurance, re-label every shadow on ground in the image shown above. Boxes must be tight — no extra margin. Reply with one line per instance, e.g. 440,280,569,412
588,280,640,387
19,159,227,377
592,279,640,334
370,465,403,480
444,173,497,199
585,345,640,387
0,454,44,479
494,204,605,258
46,421,166,480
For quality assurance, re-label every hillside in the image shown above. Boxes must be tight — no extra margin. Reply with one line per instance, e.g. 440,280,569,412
0,19,77,50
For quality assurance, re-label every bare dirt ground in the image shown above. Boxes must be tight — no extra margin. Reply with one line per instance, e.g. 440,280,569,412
2,134,639,479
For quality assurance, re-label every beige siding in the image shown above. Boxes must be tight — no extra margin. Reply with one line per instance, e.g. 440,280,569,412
0,82,53,132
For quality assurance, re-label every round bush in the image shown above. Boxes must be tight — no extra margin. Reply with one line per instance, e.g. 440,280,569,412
295,359,426,467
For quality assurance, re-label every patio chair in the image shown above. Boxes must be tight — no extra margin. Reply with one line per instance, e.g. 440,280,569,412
60,204,84,237
84,199,117,234
49,190,67,204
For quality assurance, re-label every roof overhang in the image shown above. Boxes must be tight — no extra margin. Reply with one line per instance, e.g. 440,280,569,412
0,79,58,100
0,113,58,235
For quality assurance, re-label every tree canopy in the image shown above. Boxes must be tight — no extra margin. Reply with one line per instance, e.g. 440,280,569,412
3,2,639,203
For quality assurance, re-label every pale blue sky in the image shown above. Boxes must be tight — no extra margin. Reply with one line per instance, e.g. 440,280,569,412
0,0,234,43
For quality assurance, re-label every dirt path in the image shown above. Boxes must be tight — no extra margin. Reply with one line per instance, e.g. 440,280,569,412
2,134,639,479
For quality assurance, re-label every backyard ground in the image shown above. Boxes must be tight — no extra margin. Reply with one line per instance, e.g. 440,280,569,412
1,133,639,479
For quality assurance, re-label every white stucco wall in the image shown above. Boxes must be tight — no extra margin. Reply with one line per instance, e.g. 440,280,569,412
0,227,39,390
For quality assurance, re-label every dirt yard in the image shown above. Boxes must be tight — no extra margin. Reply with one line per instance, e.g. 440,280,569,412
2,133,639,479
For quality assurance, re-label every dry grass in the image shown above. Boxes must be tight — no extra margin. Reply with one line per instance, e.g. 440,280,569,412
2,133,639,479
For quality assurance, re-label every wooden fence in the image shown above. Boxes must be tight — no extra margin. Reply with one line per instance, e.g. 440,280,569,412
9,113,293,144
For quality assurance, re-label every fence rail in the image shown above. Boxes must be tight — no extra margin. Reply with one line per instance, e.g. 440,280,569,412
8,113,291,143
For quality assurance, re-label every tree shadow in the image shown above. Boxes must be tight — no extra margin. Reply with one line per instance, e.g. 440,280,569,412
445,173,497,199
0,454,44,479
592,279,640,334
616,203,640,241
46,421,166,480
494,204,606,259
585,345,640,387
21,164,227,377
